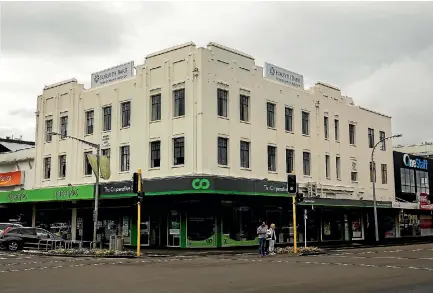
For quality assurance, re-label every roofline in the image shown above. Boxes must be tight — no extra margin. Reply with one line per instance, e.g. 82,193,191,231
0,138,35,146
359,106,391,119
207,42,255,60
145,42,196,59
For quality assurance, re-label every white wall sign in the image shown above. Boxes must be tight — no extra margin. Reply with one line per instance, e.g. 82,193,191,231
392,201,419,210
102,134,110,147
264,62,304,89
91,61,135,88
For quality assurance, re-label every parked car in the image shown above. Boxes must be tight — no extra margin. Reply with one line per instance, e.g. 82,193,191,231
0,227,64,251
0,223,23,235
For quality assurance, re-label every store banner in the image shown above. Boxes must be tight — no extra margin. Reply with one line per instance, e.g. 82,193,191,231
0,171,23,187
100,181,133,198
299,197,393,208
0,185,93,204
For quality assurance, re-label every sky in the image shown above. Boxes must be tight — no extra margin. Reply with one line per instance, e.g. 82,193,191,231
0,1,432,145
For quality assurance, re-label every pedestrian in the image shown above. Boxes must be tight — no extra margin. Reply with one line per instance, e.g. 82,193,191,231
257,222,267,256
265,224,271,255
268,224,277,255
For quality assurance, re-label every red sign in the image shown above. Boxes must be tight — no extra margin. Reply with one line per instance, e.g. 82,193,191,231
0,171,22,187
419,193,433,210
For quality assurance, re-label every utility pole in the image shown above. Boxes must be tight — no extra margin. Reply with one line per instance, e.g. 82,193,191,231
304,209,307,248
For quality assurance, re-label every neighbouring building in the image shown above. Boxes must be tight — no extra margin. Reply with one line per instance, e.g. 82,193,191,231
394,142,433,158
1,42,396,248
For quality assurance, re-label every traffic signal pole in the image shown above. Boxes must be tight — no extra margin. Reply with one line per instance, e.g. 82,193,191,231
292,196,297,253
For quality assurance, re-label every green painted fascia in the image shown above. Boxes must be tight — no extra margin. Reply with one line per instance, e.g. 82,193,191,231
99,193,135,199
145,190,292,197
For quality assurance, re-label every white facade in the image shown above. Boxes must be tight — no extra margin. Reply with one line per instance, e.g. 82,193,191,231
34,42,395,202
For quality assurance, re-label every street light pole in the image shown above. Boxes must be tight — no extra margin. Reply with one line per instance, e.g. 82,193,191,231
50,132,101,248
371,134,402,243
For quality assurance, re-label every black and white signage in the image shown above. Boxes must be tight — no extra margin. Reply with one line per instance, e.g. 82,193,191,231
264,62,304,89
91,61,135,88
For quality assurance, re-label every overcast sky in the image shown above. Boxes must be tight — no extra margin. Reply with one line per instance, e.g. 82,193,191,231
1,1,432,145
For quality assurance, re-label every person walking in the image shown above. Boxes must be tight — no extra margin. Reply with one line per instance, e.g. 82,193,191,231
268,224,277,255
257,222,267,256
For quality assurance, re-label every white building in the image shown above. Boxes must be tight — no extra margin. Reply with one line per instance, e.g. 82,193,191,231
33,41,394,202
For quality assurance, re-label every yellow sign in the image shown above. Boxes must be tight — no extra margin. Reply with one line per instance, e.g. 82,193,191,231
86,154,111,180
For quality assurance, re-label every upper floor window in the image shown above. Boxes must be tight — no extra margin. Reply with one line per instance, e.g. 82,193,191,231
302,111,309,135
151,94,161,121
285,107,293,132
60,116,68,138
84,151,93,176
103,106,112,131
286,149,294,173
379,131,386,151
303,152,311,176
400,168,415,193
336,156,341,180
370,161,376,182
368,128,375,148
267,145,276,172
120,146,130,172
85,110,94,135
240,141,250,169
101,148,110,159
240,95,249,122
173,89,185,117
218,137,228,166
217,89,228,117
324,116,329,139
334,119,339,141
121,101,131,128
267,102,276,128
325,155,330,179
173,137,185,165
58,155,66,178
381,164,388,184
349,123,356,145
416,170,429,194
43,157,51,180
150,141,161,168
45,119,53,142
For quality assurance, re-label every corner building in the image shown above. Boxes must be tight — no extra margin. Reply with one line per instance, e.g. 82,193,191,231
30,42,394,248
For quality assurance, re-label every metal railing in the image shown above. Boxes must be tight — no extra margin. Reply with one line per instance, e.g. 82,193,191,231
37,240,99,251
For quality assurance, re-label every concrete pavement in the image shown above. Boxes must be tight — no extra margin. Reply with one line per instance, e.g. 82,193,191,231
2,244,433,292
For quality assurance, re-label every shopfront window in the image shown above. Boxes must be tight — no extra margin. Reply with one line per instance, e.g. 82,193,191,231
420,214,433,236
168,210,180,247
349,211,364,240
187,215,215,242
140,215,150,246
416,170,430,194
222,205,257,242
98,208,131,245
382,215,397,238
399,212,421,237
400,168,415,193
36,209,72,240
321,211,344,241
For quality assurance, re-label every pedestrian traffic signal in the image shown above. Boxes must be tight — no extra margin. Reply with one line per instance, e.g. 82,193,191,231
296,193,304,204
132,172,139,193
287,174,297,194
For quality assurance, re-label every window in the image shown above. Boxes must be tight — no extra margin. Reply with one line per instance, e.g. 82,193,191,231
58,155,66,178
267,146,276,171
240,95,249,122
381,164,388,184
351,172,358,182
369,161,376,182
173,137,185,165
286,149,294,173
121,101,131,128
336,156,341,180
43,157,51,179
150,141,161,168
325,155,330,179
302,111,309,135
218,137,228,166
151,94,161,121
400,168,415,193
173,89,185,117
84,151,93,176
324,116,329,139
303,152,311,176
101,148,110,159
103,106,112,131
285,107,293,132
85,110,94,135
380,131,386,151
60,116,68,137
368,128,375,148
349,123,356,145
416,170,429,194
240,141,250,168
120,146,130,172
217,89,228,117
45,119,53,142
334,119,339,141
267,102,276,128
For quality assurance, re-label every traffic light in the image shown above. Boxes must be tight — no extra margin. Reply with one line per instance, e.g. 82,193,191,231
132,172,139,193
287,174,297,194
296,192,304,204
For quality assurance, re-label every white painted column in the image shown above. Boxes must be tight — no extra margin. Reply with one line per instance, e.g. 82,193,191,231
71,208,77,241
31,204,36,227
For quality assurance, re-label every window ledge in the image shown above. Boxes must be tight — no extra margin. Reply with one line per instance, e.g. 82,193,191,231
240,167,251,171
304,175,312,178
352,181,358,184
325,138,329,141
84,134,93,137
218,116,229,120
302,134,310,137
326,177,331,180
172,115,185,120
102,130,112,133
337,178,342,181
268,170,277,174
84,175,93,178
149,167,160,171
58,177,66,180
218,164,229,169
42,179,50,182
119,171,130,174
350,144,356,147
335,140,340,143
172,164,185,168
240,120,250,124
285,130,294,134
267,127,276,131
150,120,161,124
121,126,131,130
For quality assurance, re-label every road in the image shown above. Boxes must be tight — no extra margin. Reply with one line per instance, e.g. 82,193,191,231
2,244,433,292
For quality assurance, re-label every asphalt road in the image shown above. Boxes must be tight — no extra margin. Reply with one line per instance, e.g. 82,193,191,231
2,244,433,292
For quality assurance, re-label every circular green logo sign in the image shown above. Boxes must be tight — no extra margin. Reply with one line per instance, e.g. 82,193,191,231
192,178,210,190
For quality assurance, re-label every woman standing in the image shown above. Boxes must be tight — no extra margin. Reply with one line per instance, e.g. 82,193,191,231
268,224,277,255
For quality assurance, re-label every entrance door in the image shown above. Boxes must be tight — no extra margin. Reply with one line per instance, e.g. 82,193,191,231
140,215,150,246
167,210,181,247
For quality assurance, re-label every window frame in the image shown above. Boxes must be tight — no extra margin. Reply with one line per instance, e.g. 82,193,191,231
120,145,130,172
368,128,375,148
349,123,356,145
150,141,161,168
336,156,341,180
240,94,249,122
266,102,276,128
173,137,185,166
84,151,93,176
217,89,228,118
58,155,66,178
43,157,51,180
285,107,293,132
379,131,386,151
121,101,131,128
60,116,68,138
381,164,387,184
286,149,294,173
302,111,310,135
325,154,330,179
334,119,339,141
303,152,311,176
267,145,277,172
324,116,329,139
151,94,162,121
85,110,94,135
45,119,53,142
102,106,112,132
173,89,185,117
217,137,228,166
240,141,250,169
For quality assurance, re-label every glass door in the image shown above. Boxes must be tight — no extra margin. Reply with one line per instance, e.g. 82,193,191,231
167,210,181,247
140,215,150,246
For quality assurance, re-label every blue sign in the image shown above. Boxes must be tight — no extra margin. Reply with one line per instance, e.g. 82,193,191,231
403,154,428,170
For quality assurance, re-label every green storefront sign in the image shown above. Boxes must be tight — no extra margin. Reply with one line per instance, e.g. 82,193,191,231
0,185,93,204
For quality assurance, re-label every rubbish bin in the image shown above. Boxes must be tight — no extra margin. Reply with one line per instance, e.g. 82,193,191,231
109,235,117,250
116,237,124,251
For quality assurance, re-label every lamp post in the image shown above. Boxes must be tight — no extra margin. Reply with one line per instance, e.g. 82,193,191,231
371,133,402,243
50,132,100,248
